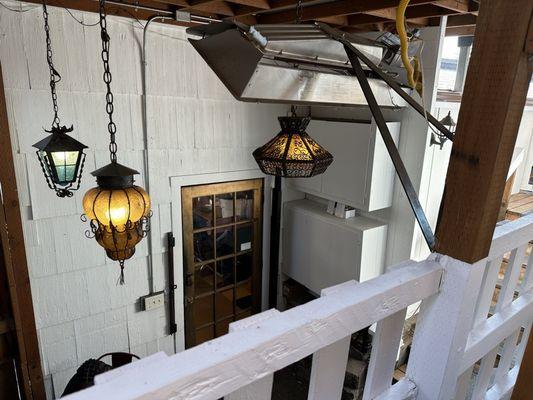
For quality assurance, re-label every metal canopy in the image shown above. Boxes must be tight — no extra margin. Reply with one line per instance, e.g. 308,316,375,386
187,23,405,108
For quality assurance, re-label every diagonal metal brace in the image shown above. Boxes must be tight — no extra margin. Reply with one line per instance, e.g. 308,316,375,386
319,23,454,142
345,44,436,250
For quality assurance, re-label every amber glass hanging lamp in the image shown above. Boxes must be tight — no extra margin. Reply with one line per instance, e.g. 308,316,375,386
82,0,151,284
253,106,333,308
33,1,88,198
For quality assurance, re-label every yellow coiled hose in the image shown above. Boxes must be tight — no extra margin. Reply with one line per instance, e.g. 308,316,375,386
396,0,423,96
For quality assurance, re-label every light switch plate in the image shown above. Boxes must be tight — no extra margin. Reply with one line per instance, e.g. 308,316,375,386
141,291,165,311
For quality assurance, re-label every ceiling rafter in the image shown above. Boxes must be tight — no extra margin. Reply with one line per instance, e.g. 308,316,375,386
19,0,479,35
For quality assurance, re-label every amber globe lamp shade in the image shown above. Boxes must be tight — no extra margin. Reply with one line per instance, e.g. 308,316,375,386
82,162,151,264
253,116,333,178
33,125,88,197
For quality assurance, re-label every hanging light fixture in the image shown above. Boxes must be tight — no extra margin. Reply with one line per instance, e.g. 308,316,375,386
431,111,456,149
33,2,88,198
253,109,333,178
253,107,333,308
82,0,151,283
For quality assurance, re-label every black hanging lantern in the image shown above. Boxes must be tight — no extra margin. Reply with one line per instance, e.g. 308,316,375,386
33,126,87,198
431,111,456,149
253,115,333,178
33,2,87,198
82,0,151,284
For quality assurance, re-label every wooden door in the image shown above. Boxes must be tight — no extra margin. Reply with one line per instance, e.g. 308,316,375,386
181,179,263,348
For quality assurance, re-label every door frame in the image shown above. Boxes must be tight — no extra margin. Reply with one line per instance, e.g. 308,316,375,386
170,170,272,351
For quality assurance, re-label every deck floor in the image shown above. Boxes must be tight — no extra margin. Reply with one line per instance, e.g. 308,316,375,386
506,191,533,220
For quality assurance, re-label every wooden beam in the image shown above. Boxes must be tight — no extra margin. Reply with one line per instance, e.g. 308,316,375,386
0,64,46,399
446,24,475,36
512,328,533,399
431,0,469,13
434,0,533,263
256,0,436,24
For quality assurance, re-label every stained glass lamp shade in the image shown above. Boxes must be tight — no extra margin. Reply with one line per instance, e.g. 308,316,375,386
253,116,333,178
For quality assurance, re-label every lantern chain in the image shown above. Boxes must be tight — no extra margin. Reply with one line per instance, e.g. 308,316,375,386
98,0,118,164
295,0,302,24
42,1,61,128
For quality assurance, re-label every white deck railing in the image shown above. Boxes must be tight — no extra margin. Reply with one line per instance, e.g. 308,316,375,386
63,214,533,400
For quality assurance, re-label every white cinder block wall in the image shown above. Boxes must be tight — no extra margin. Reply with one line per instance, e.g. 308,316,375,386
0,3,286,398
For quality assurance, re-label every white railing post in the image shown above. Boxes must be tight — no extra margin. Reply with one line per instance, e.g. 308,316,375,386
226,310,279,400
307,282,355,400
406,254,486,400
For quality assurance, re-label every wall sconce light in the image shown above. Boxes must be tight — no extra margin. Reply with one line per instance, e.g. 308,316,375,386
431,111,456,149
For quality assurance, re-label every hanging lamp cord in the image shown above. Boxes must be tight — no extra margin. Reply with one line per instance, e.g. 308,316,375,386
98,0,118,164
42,1,61,128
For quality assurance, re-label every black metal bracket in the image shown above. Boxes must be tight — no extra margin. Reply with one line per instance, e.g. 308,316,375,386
167,232,178,335
319,23,454,143
344,45,436,251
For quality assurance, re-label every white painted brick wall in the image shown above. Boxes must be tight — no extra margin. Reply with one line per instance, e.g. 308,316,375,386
0,2,286,398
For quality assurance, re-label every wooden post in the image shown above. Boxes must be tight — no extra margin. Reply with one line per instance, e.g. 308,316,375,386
512,330,533,400
0,64,46,399
435,0,533,263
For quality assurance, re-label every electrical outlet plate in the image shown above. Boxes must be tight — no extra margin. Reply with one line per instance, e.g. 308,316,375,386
141,291,165,311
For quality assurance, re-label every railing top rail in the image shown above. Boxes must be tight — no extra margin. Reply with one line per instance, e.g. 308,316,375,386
489,212,533,259
63,261,443,400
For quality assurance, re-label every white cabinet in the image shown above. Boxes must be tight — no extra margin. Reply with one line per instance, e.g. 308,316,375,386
288,120,400,212
282,199,388,295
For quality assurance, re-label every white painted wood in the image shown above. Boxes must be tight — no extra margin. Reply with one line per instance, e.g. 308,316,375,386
488,213,533,259
495,245,527,312
374,378,417,400
62,261,442,400
283,199,387,294
363,309,407,400
287,120,400,212
471,347,498,399
484,365,520,400
474,258,503,326
307,336,351,400
227,310,280,400
494,330,520,384
306,283,358,400
406,254,486,400
460,286,533,373
520,248,533,292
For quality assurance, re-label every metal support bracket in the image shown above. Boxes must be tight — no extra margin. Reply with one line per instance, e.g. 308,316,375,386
344,45,436,250
319,23,454,142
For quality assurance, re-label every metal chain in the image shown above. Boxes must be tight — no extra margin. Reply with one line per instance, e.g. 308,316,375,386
295,0,302,24
42,1,61,128
98,0,118,163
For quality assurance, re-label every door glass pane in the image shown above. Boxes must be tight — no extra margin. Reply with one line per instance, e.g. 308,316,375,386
236,253,252,283
236,224,253,252
216,258,234,289
215,193,234,225
236,280,252,313
194,231,214,262
216,317,233,336
216,289,234,320
236,190,253,222
193,196,213,229
196,325,214,345
195,263,214,296
194,295,214,327
216,227,234,257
